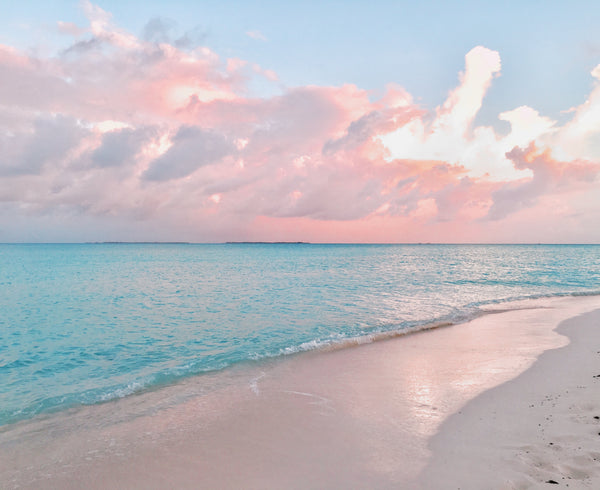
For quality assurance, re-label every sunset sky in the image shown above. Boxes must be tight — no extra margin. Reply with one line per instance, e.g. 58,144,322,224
1,0,599,242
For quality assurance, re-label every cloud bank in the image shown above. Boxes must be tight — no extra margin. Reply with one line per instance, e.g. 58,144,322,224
1,2,599,242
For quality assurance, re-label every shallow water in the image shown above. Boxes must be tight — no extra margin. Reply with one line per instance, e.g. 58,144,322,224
1,243,599,425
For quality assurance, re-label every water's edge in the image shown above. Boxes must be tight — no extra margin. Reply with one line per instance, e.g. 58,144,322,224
4,290,600,429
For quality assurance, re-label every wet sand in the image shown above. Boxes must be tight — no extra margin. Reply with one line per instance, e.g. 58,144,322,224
420,302,600,489
1,295,599,489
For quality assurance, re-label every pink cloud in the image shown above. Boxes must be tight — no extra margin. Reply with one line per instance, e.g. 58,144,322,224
0,3,599,243
487,144,600,220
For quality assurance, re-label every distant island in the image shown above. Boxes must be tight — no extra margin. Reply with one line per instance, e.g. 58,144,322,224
225,241,310,244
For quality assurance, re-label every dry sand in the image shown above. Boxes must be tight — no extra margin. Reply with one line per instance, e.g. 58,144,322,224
419,302,600,489
1,295,599,489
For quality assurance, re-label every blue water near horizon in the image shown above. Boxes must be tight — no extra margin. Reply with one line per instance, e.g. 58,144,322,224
1,243,600,427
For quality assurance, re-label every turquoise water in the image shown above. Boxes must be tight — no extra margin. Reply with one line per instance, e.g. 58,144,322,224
1,243,599,426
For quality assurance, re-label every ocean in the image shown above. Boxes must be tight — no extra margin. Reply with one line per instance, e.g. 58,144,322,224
1,243,599,427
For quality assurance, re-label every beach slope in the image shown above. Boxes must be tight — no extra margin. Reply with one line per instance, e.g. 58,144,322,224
418,304,600,489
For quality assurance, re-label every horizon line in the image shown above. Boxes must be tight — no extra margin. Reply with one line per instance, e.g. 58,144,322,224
2,242,600,246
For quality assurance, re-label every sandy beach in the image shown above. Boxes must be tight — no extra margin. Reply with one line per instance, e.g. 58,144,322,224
1,295,599,489
420,300,600,489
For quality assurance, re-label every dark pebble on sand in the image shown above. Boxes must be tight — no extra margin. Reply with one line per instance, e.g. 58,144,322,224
546,480,559,484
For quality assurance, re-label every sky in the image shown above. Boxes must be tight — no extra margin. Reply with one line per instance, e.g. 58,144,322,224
1,1,599,243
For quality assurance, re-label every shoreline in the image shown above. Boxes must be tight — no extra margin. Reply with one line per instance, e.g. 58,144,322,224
5,292,599,430
418,301,600,488
1,295,599,488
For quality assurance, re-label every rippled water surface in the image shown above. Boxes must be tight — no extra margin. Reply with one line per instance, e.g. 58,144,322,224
1,243,599,425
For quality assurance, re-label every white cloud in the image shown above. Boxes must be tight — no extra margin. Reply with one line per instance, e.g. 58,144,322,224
380,47,540,181
246,30,267,41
